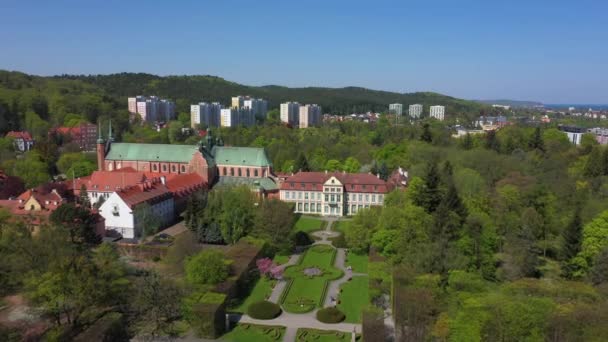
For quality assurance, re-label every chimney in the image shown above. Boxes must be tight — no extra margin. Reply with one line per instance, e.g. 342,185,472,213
160,176,166,185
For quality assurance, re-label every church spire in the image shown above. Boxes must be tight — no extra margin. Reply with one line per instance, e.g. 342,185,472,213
97,120,105,144
108,119,114,142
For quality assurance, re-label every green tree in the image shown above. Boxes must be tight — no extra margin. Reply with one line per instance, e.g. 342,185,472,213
529,126,545,152
461,133,473,150
252,199,295,252
583,146,604,178
416,161,443,213
218,186,255,244
79,184,91,207
294,152,310,172
50,203,101,246
324,159,342,172
131,271,182,337
134,202,161,238
590,248,608,285
343,156,361,173
345,207,381,253
9,151,49,188
420,123,432,143
185,249,229,285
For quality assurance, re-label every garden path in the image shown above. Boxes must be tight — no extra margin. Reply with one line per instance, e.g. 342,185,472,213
268,253,301,303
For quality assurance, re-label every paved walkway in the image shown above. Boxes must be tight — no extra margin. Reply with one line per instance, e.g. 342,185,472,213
269,254,301,303
228,312,360,334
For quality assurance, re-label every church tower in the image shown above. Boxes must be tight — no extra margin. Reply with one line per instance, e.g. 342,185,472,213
96,122,106,171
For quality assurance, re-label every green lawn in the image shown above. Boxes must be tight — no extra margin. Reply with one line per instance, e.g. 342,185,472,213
228,277,275,313
274,254,290,265
296,328,361,342
282,245,343,313
345,252,368,273
332,220,349,232
222,324,285,342
294,217,325,233
337,276,369,323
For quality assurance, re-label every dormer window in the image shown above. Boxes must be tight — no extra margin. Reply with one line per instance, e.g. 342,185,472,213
112,204,120,216
290,182,294,188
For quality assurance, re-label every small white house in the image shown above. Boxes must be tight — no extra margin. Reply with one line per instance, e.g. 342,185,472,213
99,182,174,239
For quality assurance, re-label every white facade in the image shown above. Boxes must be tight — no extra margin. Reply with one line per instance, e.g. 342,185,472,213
191,102,223,128
220,108,255,127
429,105,445,121
98,192,174,239
389,103,403,116
128,96,175,123
409,104,423,118
299,104,322,128
279,176,385,217
280,102,300,126
243,98,268,119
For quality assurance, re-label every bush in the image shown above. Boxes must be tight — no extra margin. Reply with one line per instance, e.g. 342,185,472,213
330,233,348,248
293,231,313,246
316,307,346,323
247,300,282,320
185,249,230,285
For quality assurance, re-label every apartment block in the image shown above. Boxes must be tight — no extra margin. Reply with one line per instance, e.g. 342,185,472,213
429,105,445,121
299,104,322,128
128,96,175,123
220,108,255,127
280,102,300,126
389,103,403,116
190,102,223,128
409,104,423,118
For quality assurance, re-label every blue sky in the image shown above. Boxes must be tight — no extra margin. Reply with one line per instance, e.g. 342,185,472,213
1,0,607,103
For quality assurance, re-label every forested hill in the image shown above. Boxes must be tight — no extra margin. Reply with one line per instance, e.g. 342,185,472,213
59,72,488,114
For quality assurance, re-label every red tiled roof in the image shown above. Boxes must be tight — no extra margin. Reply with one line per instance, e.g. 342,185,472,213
164,173,207,198
116,183,172,208
280,171,392,193
6,131,33,141
73,169,147,192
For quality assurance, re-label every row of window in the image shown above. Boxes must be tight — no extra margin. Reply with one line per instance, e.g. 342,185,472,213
152,163,187,173
221,167,261,178
284,191,383,203
294,202,373,215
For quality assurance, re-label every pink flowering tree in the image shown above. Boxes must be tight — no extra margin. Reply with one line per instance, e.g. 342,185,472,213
256,258,283,279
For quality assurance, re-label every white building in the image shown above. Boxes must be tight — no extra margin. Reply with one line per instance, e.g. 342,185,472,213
389,103,403,116
429,105,445,121
409,104,423,118
128,96,175,123
299,104,322,128
220,108,255,127
280,102,300,126
558,125,586,145
243,98,268,120
98,182,175,239
279,172,391,217
191,102,223,128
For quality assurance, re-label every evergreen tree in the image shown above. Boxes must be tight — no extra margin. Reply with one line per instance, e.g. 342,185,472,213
462,133,473,150
583,146,603,177
294,152,310,172
79,184,90,208
562,208,583,261
420,123,432,143
485,130,500,152
529,127,545,152
370,160,379,175
602,147,608,176
379,162,389,181
417,161,442,213
94,196,105,209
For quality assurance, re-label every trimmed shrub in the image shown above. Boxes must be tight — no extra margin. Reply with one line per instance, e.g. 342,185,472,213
293,231,313,246
316,307,346,323
248,300,282,320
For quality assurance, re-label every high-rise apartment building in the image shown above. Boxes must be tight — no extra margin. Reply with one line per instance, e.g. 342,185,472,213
299,104,322,128
429,105,445,121
190,102,223,128
232,96,267,120
128,96,175,123
389,103,403,116
220,108,255,127
409,104,423,118
280,102,300,126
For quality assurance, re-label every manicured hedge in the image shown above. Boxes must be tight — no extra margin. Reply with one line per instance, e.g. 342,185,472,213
248,300,282,320
316,307,346,323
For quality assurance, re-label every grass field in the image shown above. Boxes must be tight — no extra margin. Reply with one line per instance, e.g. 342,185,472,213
332,220,349,232
222,324,285,341
296,328,361,342
282,245,342,313
294,217,326,233
274,254,290,265
345,252,368,273
228,277,275,313
337,276,369,323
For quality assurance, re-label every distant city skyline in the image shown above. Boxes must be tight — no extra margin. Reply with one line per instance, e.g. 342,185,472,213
1,0,606,103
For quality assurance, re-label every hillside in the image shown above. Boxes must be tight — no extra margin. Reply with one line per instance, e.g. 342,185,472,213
0,70,491,137
477,99,544,108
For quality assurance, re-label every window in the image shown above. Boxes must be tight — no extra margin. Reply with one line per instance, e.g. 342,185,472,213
301,183,305,189
298,203,302,211
325,194,329,201
172,165,176,172
255,170,259,177
304,203,309,211
238,168,242,177
324,206,329,213
374,185,378,191
304,192,309,200
362,185,367,190
359,194,362,201
372,195,376,203
351,184,355,190
298,192,302,199
324,187,329,192
230,168,234,176
378,194,383,203
351,205,356,213
286,192,290,199
292,192,296,199
317,193,321,200
181,165,186,173
153,164,158,171
366,194,370,202
112,205,120,216
162,165,167,172
330,194,335,202
291,182,295,188
317,203,321,212
246,169,250,177
30,205,35,210
331,179,335,184
337,194,341,202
